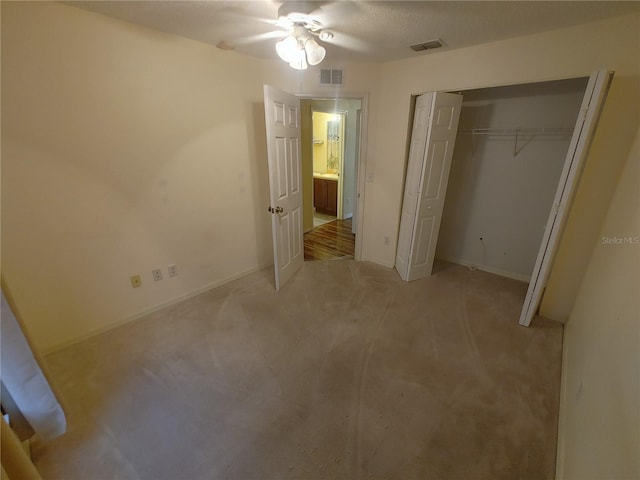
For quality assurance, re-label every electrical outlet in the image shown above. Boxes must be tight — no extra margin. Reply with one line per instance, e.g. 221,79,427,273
384,236,390,246
152,269,163,281
168,264,178,277
130,275,142,288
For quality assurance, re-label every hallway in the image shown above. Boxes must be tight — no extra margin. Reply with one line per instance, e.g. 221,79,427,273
304,218,355,261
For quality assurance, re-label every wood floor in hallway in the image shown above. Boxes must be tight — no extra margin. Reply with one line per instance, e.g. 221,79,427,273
304,218,355,261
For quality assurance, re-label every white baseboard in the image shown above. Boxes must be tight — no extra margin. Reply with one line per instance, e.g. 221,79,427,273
43,262,273,355
436,255,531,283
360,256,395,269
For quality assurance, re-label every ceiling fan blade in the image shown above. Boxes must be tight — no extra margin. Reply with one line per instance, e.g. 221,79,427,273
233,30,288,47
211,2,289,51
295,1,369,54
310,1,365,26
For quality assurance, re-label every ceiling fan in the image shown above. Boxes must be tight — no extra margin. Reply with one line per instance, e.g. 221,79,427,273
215,1,365,68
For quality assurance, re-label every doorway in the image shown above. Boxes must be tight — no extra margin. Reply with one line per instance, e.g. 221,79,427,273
301,98,362,261
263,86,369,290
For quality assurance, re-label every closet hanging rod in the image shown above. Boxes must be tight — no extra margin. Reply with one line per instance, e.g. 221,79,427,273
460,127,573,136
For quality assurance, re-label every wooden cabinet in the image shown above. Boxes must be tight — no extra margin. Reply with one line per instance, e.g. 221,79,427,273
313,177,338,216
326,179,338,214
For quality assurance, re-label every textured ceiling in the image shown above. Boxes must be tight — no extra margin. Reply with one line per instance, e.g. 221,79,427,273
69,1,639,63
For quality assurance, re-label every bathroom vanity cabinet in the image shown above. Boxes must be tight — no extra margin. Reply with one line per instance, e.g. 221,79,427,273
313,177,338,216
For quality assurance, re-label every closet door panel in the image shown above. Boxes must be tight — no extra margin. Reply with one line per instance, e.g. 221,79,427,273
395,93,434,280
519,69,613,326
399,91,463,282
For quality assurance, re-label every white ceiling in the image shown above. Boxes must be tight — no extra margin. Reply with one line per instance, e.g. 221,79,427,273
69,1,639,63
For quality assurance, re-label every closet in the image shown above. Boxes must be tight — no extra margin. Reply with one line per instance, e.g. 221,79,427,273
437,78,588,281
395,70,612,326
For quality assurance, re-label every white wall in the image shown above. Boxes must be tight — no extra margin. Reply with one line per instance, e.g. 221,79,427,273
1,2,272,351
436,79,586,280
556,127,639,479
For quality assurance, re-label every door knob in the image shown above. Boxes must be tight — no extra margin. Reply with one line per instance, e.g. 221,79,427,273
268,206,284,214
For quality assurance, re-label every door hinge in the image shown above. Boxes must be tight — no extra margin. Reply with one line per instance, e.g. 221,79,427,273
579,105,589,121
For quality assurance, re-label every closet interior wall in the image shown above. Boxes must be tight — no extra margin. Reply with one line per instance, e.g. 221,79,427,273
436,78,589,281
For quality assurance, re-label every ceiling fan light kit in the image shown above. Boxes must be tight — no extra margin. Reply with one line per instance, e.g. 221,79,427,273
275,24,327,70
274,2,331,70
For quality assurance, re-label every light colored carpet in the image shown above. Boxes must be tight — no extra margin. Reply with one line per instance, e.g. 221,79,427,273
33,260,562,479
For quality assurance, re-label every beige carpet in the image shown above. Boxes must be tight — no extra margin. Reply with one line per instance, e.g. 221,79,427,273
33,260,562,479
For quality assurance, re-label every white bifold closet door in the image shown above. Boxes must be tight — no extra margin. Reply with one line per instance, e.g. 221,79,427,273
395,92,463,282
519,69,613,326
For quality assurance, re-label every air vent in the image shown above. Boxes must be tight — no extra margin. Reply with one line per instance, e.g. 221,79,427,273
410,39,443,52
320,69,344,86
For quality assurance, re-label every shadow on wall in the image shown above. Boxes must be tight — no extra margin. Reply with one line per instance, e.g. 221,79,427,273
248,102,273,267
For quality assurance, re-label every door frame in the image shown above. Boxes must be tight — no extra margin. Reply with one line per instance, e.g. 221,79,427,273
297,92,370,262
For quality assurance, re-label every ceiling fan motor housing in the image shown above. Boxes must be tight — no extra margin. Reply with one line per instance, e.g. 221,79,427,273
278,1,318,18
278,1,323,32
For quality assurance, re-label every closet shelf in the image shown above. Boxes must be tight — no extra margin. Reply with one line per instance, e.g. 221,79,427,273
460,127,573,137
461,127,574,157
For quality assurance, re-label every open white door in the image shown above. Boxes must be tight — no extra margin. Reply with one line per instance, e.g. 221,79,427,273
264,85,304,290
519,69,613,326
396,92,463,281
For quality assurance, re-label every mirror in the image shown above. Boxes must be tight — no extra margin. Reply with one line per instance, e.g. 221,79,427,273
327,120,340,172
